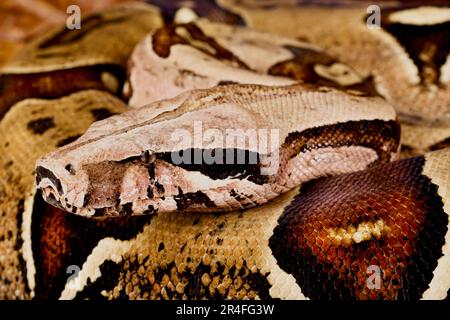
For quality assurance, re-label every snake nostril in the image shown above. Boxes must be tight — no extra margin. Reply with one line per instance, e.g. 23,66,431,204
65,163,76,175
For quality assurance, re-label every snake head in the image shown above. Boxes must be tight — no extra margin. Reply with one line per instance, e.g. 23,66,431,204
35,84,400,218
35,87,281,217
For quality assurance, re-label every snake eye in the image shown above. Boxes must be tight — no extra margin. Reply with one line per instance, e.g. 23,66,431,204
65,164,75,175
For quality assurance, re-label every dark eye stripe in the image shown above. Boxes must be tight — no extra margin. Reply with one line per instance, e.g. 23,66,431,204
157,148,267,184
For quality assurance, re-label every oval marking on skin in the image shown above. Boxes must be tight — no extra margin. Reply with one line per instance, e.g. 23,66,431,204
270,155,447,300
327,219,390,247
174,7,199,24
27,117,55,135
388,6,450,26
314,63,363,87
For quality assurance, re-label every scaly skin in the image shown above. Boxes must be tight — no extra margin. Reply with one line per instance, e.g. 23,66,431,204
36,84,399,217
0,1,449,300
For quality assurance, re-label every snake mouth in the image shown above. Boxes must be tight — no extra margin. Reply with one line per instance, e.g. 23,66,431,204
40,185,69,211
39,184,97,217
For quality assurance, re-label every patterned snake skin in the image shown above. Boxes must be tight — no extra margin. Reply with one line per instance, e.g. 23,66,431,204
0,1,449,300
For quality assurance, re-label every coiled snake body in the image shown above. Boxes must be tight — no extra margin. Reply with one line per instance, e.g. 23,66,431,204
0,1,449,300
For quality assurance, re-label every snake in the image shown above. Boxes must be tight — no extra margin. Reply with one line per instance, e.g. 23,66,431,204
212,0,450,156
0,1,449,300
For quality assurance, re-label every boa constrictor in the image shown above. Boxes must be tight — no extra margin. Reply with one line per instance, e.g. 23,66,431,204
0,1,449,300
214,0,450,157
